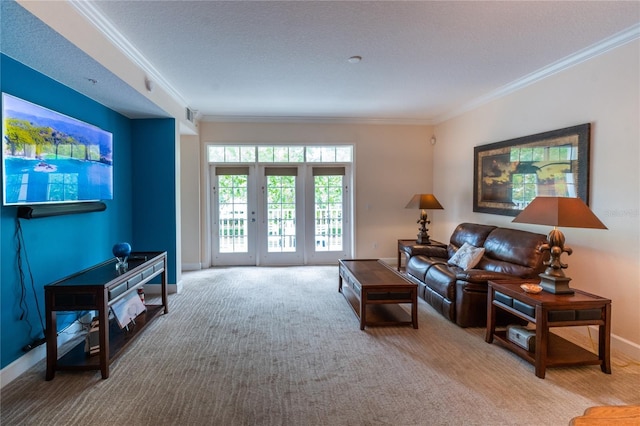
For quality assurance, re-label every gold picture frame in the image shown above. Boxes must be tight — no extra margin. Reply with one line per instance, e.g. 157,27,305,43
473,123,591,216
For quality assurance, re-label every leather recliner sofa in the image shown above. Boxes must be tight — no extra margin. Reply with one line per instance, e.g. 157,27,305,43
405,223,549,327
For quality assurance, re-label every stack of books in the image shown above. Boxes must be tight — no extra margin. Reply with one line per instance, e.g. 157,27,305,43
84,317,100,356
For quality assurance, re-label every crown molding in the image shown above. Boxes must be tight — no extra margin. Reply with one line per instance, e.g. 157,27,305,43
200,115,435,126
436,23,640,124
64,2,640,128
69,0,188,108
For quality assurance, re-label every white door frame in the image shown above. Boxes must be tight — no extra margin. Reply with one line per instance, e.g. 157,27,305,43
205,146,355,267
257,165,305,266
303,164,352,264
210,164,257,266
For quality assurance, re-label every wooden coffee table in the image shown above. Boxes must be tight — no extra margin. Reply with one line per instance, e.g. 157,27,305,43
338,259,418,330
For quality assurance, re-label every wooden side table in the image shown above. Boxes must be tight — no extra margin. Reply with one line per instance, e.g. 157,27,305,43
45,252,168,380
397,239,447,271
486,280,611,379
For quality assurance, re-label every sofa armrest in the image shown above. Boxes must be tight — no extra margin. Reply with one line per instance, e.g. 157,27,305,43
455,269,519,283
404,245,448,259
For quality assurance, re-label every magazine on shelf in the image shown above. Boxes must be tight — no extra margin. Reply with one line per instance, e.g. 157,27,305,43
111,292,146,329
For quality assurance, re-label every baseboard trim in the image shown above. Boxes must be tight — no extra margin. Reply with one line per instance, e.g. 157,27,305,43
0,318,87,389
379,257,396,267
554,326,640,362
610,330,640,361
181,262,202,271
143,282,182,295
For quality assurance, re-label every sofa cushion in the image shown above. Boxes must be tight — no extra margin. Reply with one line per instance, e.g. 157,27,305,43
405,255,431,281
448,242,485,270
406,253,449,282
477,258,535,278
448,223,497,257
483,227,548,270
425,264,457,300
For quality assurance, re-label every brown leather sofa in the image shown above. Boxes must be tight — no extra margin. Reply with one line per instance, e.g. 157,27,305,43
405,223,549,327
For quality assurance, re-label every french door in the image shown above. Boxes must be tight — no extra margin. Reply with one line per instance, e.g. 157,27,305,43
260,166,303,264
211,165,257,265
211,164,351,266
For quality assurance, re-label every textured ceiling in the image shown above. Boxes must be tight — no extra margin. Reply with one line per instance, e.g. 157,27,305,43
2,1,639,123
0,0,168,119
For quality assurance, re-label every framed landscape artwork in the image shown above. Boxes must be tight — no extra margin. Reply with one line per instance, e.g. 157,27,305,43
473,123,591,217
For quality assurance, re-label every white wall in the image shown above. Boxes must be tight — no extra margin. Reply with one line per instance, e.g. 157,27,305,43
432,40,640,352
180,135,202,270
190,121,435,265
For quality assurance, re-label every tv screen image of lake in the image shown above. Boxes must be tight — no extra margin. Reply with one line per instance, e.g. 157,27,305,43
4,156,112,205
2,93,114,206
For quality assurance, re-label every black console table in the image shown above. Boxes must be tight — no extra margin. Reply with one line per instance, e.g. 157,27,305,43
45,251,168,380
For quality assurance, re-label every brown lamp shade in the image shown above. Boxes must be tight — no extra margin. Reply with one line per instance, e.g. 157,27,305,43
405,194,444,210
512,197,607,229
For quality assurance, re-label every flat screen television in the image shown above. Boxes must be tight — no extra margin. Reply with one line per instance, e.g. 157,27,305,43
2,93,113,206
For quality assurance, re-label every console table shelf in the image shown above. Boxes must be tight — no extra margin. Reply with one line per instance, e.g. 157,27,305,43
45,251,168,380
55,305,165,371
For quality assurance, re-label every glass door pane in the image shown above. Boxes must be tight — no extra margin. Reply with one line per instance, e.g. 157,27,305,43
314,175,343,251
218,174,248,253
260,167,303,265
306,166,350,264
211,165,255,266
267,175,296,252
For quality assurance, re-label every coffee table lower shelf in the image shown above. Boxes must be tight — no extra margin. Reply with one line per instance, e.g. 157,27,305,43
341,280,415,327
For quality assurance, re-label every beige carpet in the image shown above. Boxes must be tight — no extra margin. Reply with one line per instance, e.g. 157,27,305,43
1,266,638,425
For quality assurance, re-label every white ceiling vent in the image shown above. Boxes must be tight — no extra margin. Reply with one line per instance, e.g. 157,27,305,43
186,107,196,123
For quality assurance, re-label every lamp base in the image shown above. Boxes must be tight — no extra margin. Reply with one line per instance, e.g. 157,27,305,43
538,273,574,294
416,235,431,244
416,230,432,244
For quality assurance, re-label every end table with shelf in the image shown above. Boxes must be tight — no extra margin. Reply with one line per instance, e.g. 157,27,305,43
486,279,611,379
397,239,447,271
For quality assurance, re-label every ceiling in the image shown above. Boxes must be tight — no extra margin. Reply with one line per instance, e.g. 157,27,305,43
2,1,639,124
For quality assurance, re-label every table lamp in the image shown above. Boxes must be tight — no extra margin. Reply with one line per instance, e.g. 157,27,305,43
512,196,607,294
405,194,444,244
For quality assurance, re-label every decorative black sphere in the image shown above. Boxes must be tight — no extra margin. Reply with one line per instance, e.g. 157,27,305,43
112,242,132,258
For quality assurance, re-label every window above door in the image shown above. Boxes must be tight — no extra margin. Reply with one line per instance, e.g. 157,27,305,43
207,145,352,164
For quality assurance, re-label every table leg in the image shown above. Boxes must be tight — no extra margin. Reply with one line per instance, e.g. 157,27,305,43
600,303,612,374
535,305,547,379
360,289,366,330
45,289,57,381
162,257,169,314
98,290,110,379
411,288,418,329
397,250,402,271
485,286,496,343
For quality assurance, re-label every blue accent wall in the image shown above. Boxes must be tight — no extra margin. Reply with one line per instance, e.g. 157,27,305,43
0,54,177,369
131,119,177,282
